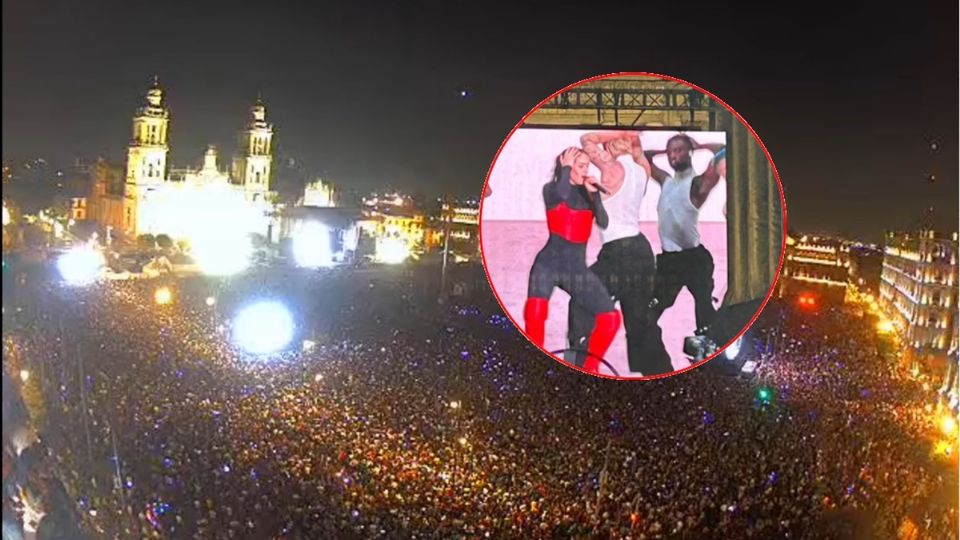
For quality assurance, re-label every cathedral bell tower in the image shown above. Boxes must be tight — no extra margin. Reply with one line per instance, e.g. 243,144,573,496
232,96,274,203
124,76,170,235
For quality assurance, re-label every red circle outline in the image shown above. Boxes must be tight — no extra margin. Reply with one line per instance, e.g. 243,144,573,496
478,71,788,381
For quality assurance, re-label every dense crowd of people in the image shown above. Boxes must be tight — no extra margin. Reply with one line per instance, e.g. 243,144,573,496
2,261,957,539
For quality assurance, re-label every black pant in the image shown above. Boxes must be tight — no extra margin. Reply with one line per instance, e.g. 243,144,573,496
528,237,615,315
566,234,673,376
652,244,717,332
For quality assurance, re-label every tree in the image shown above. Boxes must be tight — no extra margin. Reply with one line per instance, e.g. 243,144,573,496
137,234,156,250
155,234,173,249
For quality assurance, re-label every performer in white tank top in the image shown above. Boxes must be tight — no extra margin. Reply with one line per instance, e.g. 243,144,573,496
598,154,647,245
565,131,673,376
657,166,701,252
640,133,726,335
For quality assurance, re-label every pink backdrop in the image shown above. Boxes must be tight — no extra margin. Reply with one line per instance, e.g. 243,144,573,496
481,128,728,378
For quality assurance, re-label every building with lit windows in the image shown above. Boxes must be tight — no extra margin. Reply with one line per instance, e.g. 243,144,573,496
848,243,884,296
880,230,959,375
302,179,337,208
944,317,959,412
779,234,850,303
426,199,480,259
59,160,94,222
372,213,427,251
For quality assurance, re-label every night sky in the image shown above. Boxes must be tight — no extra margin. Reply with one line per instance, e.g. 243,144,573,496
3,0,956,242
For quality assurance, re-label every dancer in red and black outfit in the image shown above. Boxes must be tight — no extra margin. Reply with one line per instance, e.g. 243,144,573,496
525,147,621,374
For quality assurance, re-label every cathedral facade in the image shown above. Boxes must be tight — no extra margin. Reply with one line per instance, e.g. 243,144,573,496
95,78,275,242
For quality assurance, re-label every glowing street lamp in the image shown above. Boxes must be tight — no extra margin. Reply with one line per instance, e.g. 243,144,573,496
941,415,957,437
876,320,895,334
154,287,173,305
376,237,410,265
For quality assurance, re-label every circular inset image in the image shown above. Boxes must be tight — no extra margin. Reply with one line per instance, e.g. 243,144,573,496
480,73,786,379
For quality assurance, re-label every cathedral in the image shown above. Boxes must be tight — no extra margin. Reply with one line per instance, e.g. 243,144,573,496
96,78,276,242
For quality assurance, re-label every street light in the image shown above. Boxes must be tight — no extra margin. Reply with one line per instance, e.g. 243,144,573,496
154,287,173,305
941,415,957,436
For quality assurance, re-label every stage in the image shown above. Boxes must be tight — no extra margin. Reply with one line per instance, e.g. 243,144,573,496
481,221,727,377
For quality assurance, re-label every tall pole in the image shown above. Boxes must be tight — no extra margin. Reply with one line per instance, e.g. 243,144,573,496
439,197,452,303
110,422,124,506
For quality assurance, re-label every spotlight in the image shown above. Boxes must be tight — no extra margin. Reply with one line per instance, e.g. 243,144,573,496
293,221,333,269
57,246,104,286
232,301,295,355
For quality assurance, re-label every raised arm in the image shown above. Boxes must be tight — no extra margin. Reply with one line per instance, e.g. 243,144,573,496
543,148,582,205
641,148,670,185
545,165,574,204
690,138,726,154
690,147,726,208
580,131,633,168
583,175,608,229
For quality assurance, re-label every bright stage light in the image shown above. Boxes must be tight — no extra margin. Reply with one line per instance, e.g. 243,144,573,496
293,221,333,268
941,415,957,436
876,320,895,334
19,369,29,382
723,336,743,361
232,301,295,355
205,296,217,306
191,228,252,276
376,237,409,265
57,246,105,286
154,286,173,305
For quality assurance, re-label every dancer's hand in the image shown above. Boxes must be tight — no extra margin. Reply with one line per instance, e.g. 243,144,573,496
583,176,600,193
560,147,581,169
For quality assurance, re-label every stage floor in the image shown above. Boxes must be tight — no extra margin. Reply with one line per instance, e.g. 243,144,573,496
481,221,727,377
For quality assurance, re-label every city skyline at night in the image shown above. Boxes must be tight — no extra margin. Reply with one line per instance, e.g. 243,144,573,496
3,1,957,242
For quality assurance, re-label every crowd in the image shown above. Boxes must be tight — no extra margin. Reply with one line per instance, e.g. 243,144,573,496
1,262,956,539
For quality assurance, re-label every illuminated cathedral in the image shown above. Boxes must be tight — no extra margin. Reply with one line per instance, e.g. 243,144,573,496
118,78,275,241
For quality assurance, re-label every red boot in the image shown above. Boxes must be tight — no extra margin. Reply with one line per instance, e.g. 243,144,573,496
524,297,549,347
583,310,621,373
